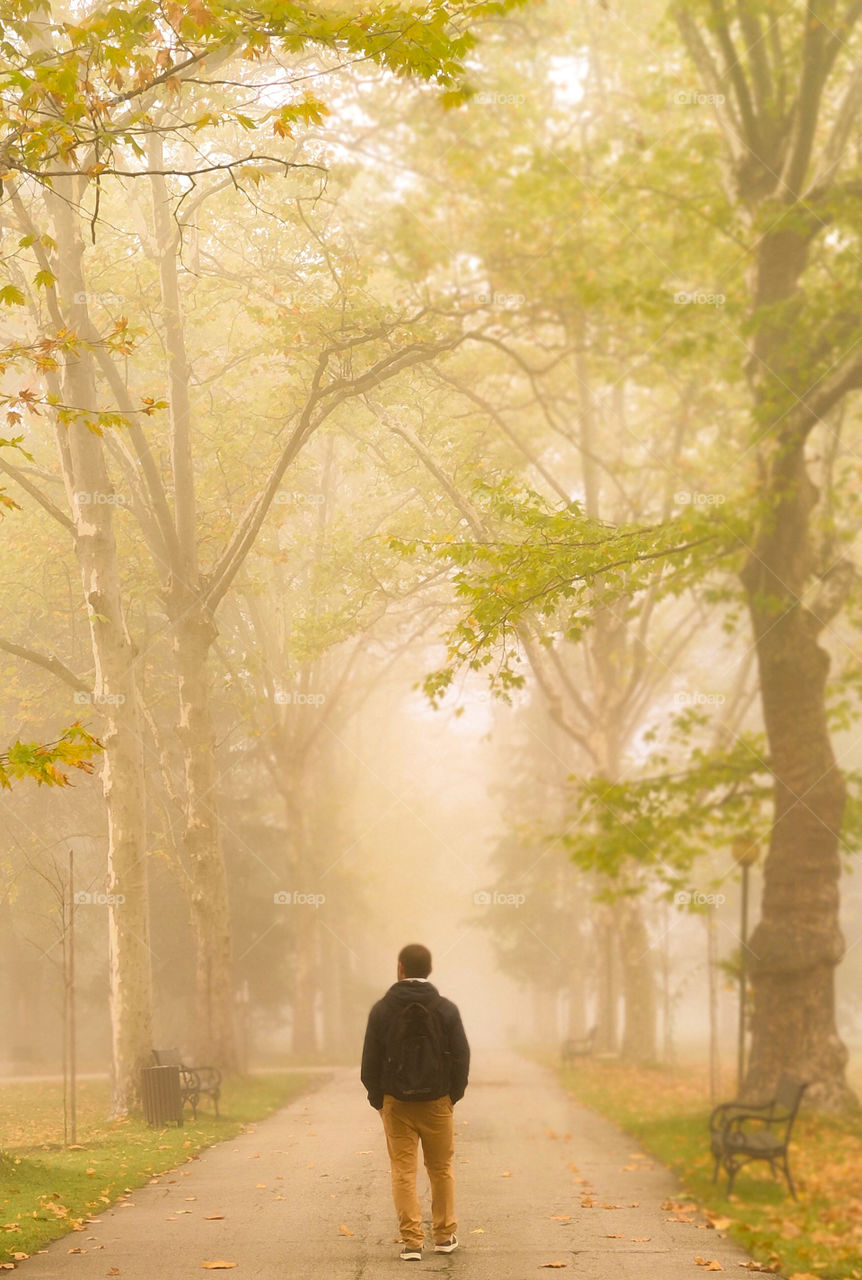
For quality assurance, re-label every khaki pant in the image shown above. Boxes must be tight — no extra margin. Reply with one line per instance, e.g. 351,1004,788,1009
380,1094,456,1248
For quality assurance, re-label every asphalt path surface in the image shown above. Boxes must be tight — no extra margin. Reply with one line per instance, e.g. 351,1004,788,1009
18,1052,754,1279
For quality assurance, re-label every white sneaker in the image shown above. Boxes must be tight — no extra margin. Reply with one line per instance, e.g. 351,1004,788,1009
400,1245,422,1261
434,1236,458,1253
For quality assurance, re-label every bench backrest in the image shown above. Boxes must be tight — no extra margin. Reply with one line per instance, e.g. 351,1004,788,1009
153,1048,182,1068
774,1073,807,1120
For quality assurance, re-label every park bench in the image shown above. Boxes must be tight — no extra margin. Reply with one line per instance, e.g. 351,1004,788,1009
152,1048,222,1121
560,1026,597,1067
709,1073,807,1199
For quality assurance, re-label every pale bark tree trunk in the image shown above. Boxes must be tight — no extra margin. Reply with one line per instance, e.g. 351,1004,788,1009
566,973,587,1039
151,140,238,1069
594,905,618,1054
706,912,720,1106
168,600,237,1067
50,180,153,1114
618,897,658,1063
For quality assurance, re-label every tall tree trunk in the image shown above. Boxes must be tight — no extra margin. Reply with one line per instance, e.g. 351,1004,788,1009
291,918,319,1057
278,776,319,1058
594,904,618,1054
151,141,237,1070
169,599,238,1068
742,443,851,1107
618,898,657,1063
50,181,153,1114
566,970,587,1039
706,912,720,1106
741,221,855,1109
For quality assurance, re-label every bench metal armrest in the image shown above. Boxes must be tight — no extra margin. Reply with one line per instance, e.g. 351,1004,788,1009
726,1110,772,1133
709,1098,771,1133
179,1066,200,1092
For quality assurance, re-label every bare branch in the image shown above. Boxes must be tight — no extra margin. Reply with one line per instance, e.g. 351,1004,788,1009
0,639,89,692
0,456,74,532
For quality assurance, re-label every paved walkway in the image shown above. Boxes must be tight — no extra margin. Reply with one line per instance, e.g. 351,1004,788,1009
18,1052,753,1279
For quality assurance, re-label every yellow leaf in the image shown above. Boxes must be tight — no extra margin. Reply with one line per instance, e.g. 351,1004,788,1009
201,1264,237,1270
339,1225,354,1236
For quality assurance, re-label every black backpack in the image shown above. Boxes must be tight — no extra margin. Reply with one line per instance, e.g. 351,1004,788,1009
385,997,448,1100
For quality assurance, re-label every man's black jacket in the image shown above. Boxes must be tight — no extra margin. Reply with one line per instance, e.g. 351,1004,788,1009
360,979,470,1110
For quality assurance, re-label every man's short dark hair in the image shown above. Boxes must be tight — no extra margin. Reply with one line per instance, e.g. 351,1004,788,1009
399,943,432,978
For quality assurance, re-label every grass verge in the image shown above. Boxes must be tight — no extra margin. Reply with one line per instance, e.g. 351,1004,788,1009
559,1059,862,1280
0,1071,311,1266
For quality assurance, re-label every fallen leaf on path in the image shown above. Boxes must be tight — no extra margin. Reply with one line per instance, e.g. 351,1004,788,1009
632,1236,651,1242
605,1233,624,1238
68,1248,85,1254
107,1269,120,1276
788,1275,819,1279
539,1263,567,1269
501,1171,512,1177
706,1215,732,1231
355,1150,372,1155
204,1214,225,1221
185,1197,197,1201
339,1225,354,1236
629,1202,640,1208
694,1259,724,1271
470,1228,484,1234
201,1263,237,1270
11,1254,28,1262
549,1215,570,1221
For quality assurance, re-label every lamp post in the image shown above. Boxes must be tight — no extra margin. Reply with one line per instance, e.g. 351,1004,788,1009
733,838,760,1095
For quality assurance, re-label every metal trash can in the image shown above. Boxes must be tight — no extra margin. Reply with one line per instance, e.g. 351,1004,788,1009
140,1064,184,1127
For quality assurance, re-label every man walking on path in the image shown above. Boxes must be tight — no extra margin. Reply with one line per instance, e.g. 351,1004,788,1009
361,943,470,1262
